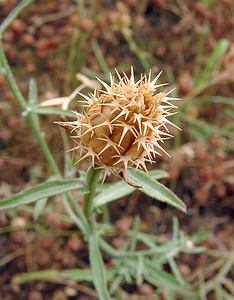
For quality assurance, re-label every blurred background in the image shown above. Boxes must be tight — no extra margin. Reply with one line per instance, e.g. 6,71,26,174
0,0,233,299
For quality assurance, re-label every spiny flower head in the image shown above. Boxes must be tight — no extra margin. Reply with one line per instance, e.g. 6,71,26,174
58,68,179,178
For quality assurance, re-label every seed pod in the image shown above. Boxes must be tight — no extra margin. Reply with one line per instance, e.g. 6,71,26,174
58,68,178,178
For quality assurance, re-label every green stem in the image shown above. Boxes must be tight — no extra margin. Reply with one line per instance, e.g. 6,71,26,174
0,41,59,175
84,168,102,220
84,168,110,300
0,29,88,235
0,2,109,298
0,0,34,37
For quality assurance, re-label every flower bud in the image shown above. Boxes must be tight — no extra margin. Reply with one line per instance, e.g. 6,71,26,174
58,68,178,177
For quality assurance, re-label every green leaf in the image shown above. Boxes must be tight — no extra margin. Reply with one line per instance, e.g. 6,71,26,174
27,79,41,131
28,79,38,106
0,0,33,36
125,257,190,292
59,269,115,281
0,67,6,74
91,39,111,75
127,169,186,213
15,270,59,284
145,261,188,291
61,269,92,281
0,179,82,210
194,39,228,89
190,231,209,243
15,269,92,284
93,169,168,208
33,107,76,118
94,181,135,208
33,198,48,221
148,169,168,179
217,253,234,278
88,234,110,300
15,268,116,285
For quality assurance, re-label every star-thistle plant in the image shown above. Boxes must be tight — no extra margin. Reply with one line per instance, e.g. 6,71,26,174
0,2,190,300
58,68,179,180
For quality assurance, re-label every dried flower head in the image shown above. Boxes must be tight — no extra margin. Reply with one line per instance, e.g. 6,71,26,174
58,68,179,179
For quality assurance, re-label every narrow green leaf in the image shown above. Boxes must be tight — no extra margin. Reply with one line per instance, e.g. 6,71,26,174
129,216,140,252
217,253,234,278
145,262,188,291
109,275,123,294
64,152,76,178
0,179,82,210
94,181,135,208
168,257,186,285
62,267,115,282
148,169,168,179
125,257,190,292
172,218,180,242
94,169,168,208
88,234,110,300
190,231,209,243
91,39,110,75
0,0,33,36
194,39,228,88
28,79,38,106
61,269,92,281
15,268,116,285
15,268,93,284
15,270,59,284
0,67,6,74
33,198,48,221
136,256,144,285
33,107,76,118
127,169,186,213
27,79,41,131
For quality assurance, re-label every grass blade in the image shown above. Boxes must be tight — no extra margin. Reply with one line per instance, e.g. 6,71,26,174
91,39,110,75
194,39,228,89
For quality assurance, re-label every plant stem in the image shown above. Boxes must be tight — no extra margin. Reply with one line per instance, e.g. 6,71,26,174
0,40,88,235
1,2,109,297
84,169,101,220
0,41,59,175
84,168,110,300
0,0,34,37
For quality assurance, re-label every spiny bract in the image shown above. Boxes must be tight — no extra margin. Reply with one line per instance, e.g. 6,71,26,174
58,68,179,178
